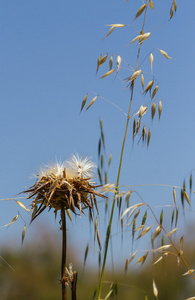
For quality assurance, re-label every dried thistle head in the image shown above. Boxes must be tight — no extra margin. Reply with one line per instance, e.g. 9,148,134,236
23,155,106,222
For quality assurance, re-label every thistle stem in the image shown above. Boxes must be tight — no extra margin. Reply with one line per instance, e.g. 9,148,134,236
61,205,67,300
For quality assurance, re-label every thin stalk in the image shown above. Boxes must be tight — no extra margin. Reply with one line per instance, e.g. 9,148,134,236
97,3,148,299
97,85,134,300
61,205,67,300
71,272,77,300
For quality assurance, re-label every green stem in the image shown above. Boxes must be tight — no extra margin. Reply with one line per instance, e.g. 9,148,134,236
61,206,67,300
97,86,134,300
97,3,149,298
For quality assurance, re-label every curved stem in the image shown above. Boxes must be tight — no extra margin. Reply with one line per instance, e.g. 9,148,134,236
61,205,67,300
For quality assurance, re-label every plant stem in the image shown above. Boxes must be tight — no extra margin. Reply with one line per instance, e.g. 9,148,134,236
97,3,148,298
61,205,67,300
71,272,77,300
97,86,134,300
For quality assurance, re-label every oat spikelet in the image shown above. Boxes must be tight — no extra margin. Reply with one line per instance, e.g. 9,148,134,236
139,32,151,44
149,0,154,10
153,279,158,298
138,105,147,118
149,53,154,71
100,68,116,79
158,100,162,120
117,55,121,72
159,49,172,60
147,129,151,147
80,94,88,112
127,70,141,82
152,85,159,99
134,4,146,20
136,251,149,265
97,54,102,73
143,80,154,95
151,102,156,120
86,96,97,110
141,73,144,90
109,56,113,71
152,226,161,241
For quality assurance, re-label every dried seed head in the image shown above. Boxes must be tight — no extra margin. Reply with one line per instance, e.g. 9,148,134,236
100,54,108,66
147,129,151,147
173,187,177,207
141,73,144,90
128,69,141,82
86,96,97,111
109,56,113,71
170,2,175,19
149,0,154,10
152,85,159,99
100,68,116,79
144,80,154,95
139,105,147,118
136,119,140,135
149,53,154,71
136,251,149,265
117,55,121,72
158,100,162,120
159,49,172,60
96,54,102,73
133,118,136,136
80,94,88,112
23,155,107,221
152,226,162,241
134,4,146,20
153,280,158,298
142,126,147,142
173,0,177,11
139,32,151,44
151,102,156,120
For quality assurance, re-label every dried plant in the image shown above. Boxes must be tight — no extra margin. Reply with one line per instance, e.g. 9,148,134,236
23,154,106,300
24,155,106,222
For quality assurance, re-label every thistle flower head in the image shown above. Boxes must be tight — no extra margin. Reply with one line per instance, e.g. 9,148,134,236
23,154,106,222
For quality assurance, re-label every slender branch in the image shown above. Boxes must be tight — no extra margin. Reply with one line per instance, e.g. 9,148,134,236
61,205,67,300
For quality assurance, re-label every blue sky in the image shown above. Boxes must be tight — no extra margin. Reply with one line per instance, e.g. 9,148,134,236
0,0,195,269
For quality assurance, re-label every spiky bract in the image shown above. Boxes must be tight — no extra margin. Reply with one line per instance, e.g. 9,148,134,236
23,155,106,222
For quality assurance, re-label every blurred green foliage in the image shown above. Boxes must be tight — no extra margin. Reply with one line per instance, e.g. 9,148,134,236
1,232,195,300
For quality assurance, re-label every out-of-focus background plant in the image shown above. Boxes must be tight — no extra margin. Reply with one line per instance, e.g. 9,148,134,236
1,224,195,300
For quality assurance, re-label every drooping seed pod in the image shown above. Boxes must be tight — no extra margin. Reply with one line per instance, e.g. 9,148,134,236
151,102,156,120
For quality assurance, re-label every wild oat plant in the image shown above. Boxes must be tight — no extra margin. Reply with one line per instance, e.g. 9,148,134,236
80,1,195,299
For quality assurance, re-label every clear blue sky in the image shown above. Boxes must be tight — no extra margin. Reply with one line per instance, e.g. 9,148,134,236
0,0,195,268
